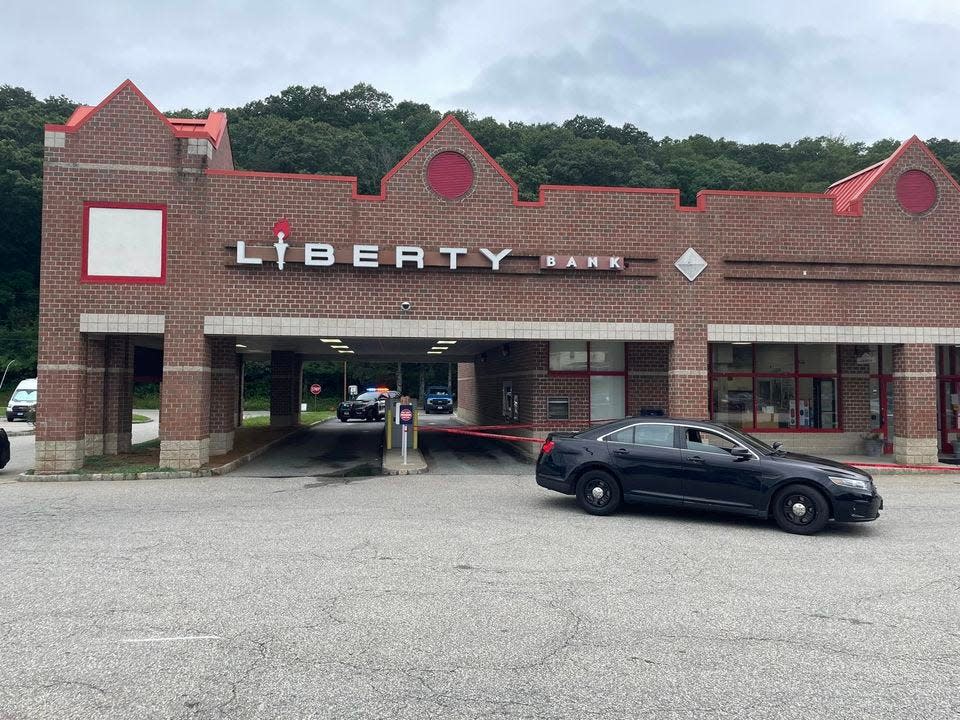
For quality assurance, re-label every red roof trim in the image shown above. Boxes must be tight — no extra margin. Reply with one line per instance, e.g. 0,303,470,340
827,158,888,189
204,114,949,217
44,79,228,148
825,136,960,215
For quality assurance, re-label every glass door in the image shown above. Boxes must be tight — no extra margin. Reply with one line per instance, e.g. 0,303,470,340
940,380,960,454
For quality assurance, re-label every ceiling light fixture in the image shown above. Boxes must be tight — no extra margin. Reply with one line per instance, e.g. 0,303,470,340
235,344,247,348
430,346,446,351
338,350,355,354
427,351,443,355
331,345,349,349
438,340,457,344
320,338,342,344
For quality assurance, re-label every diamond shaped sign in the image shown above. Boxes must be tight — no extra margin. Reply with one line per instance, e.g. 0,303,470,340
675,247,707,281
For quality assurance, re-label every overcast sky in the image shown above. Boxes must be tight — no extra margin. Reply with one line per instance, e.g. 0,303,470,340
4,0,959,142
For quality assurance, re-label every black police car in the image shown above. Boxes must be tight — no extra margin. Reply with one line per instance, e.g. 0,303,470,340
337,390,399,422
536,417,882,535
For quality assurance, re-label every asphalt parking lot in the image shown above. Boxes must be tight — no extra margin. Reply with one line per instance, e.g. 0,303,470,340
1,466,957,719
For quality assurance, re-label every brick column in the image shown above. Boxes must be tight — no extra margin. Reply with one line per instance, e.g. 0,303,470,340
159,327,212,469
209,338,238,456
892,344,939,465
35,333,87,473
83,337,106,457
270,351,301,427
667,324,709,419
456,362,479,425
103,337,134,455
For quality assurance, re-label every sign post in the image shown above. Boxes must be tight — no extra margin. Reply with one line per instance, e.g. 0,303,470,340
310,383,321,412
398,404,414,465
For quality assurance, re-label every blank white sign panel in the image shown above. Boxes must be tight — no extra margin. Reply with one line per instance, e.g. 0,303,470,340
86,207,163,278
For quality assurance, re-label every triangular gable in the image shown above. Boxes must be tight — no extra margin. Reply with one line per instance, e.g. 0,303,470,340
45,79,227,148
367,114,526,202
827,136,960,215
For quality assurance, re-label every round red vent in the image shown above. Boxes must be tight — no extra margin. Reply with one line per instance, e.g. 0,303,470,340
427,152,474,199
896,170,937,214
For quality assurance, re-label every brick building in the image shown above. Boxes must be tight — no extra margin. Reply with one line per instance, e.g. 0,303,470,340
37,79,960,472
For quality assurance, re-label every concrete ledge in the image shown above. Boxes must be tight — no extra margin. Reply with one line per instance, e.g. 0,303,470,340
2,424,35,437
19,469,211,482
849,462,959,476
19,419,328,482
382,448,428,475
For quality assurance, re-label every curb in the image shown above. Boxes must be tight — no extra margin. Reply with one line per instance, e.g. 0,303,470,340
2,426,35,437
851,464,958,476
18,469,211,482
17,419,327,482
381,463,429,476
381,448,429,476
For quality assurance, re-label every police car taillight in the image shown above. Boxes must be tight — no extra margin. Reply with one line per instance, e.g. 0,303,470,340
541,439,555,454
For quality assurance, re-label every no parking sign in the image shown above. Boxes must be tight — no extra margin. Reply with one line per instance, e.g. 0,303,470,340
399,404,413,465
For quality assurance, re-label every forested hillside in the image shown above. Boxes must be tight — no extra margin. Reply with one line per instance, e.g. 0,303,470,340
4,81,960,382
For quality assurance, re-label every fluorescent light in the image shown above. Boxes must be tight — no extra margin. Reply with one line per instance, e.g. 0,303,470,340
235,344,247,348
430,346,446,351
320,338,342,343
437,340,457,344
331,345,349,349
427,351,443,355
338,350,354,354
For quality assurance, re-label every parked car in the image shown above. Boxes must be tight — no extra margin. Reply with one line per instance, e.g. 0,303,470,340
424,385,454,414
5,378,37,422
536,417,882,535
337,390,399,422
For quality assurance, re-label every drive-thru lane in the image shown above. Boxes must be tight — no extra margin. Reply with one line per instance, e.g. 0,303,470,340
229,419,385,478
227,414,533,478
418,414,533,475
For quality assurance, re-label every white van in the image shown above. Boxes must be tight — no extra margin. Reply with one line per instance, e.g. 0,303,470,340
6,378,37,422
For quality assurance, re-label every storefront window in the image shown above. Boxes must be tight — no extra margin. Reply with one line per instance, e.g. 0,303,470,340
755,377,796,429
798,346,837,374
591,376,625,422
755,345,794,373
711,376,753,429
709,343,841,432
797,377,838,429
937,346,960,453
589,341,625,371
550,341,626,422
712,343,752,372
549,341,588,372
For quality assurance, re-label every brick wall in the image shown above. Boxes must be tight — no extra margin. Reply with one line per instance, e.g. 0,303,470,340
38,83,960,469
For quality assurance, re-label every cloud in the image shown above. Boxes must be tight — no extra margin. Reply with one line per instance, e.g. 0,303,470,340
445,7,960,141
2,0,959,142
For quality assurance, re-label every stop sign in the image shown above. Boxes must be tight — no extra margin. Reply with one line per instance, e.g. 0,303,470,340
310,384,321,396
